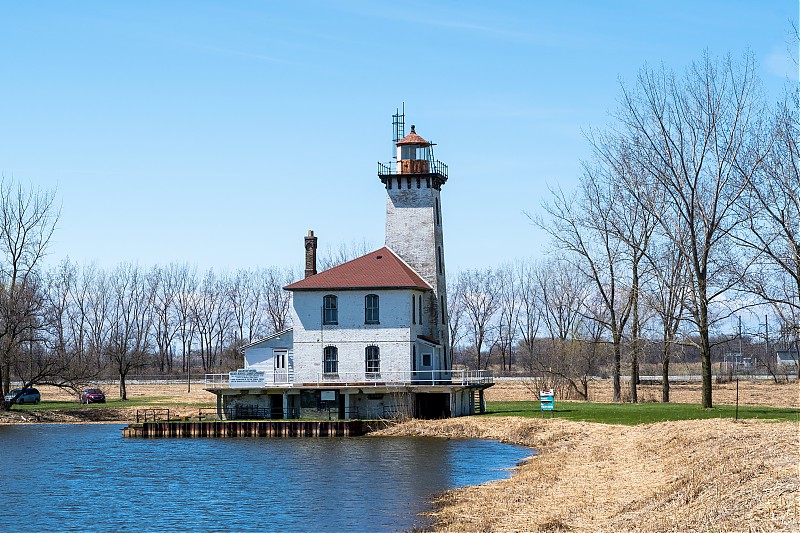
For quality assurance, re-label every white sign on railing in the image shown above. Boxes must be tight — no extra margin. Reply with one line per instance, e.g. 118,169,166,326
229,368,266,388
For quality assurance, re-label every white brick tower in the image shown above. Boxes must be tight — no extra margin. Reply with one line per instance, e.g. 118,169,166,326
378,116,450,369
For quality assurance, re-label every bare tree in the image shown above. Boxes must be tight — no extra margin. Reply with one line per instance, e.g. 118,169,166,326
262,267,294,335
229,268,259,345
536,172,634,402
736,93,800,376
192,269,225,371
516,259,542,370
459,268,500,369
615,52,769,407
83,265,111,370
642,238,689,402
60,259,92,365
447,275,468,368
495,262,522,372
152,264,184,373
173,263,198,373
535,258,587,345
317,239,374,271
522,258,599,400
0,178,59,397
107,263,155,400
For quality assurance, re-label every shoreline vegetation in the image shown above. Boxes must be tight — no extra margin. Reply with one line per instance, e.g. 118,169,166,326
374,417,798,532
1,380,797,531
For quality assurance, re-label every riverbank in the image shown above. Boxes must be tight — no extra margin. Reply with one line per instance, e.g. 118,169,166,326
2,381,797,530
374,417,799,531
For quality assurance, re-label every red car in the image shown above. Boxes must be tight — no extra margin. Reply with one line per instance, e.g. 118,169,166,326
81,388,106,404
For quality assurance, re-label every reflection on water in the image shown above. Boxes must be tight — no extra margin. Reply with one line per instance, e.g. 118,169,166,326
0,424,529,532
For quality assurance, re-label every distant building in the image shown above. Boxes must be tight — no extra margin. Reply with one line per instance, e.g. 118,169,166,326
776,348,799,368
205,113,493,420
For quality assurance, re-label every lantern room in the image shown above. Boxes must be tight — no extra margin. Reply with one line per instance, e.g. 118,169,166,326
396,125,431,174
377,107,448,189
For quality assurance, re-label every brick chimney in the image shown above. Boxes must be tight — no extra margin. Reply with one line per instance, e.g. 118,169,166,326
304,230,317,278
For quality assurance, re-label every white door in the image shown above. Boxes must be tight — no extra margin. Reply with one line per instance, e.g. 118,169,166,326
274,350,288,383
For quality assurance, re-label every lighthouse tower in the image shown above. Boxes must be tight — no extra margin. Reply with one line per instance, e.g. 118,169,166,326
378,111,450,368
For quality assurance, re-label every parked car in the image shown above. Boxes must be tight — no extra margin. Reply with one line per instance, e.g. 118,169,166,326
81,388,106,404
4,388,41,405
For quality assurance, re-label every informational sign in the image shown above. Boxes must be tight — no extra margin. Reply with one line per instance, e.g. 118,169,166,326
321,390,336,402
229,368,266,388
540,389,555,415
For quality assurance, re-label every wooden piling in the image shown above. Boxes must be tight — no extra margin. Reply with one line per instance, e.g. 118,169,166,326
121,420,371,438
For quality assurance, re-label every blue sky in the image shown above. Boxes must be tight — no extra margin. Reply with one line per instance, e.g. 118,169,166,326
1,1,796,274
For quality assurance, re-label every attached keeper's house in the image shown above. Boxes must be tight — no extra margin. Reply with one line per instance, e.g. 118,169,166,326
205,113,493,419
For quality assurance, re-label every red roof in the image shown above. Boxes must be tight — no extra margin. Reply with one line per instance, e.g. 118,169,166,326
284,247,432,291
396,125,430,146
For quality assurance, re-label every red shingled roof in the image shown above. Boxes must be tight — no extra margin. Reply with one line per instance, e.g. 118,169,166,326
396,125,430,146
284,247,432,291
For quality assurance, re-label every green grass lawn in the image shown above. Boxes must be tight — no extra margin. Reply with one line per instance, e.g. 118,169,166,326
486,400,800,425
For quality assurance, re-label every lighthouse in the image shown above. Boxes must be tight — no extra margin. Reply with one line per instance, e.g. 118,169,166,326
378,112,450,370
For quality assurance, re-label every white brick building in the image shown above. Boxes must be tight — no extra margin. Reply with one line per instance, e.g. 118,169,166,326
206,117,492,420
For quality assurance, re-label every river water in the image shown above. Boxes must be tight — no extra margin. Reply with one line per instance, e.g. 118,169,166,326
0,424,529,532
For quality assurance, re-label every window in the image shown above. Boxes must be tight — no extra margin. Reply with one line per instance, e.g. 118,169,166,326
365,346,380,375
441,295,446,324
365,294,379,324
323,295,338,325
323,346,338,374
412,294,416,324
422,353,432,367
437,246,443,274
418,295,423,323
412,345,417,372
435,198,440,225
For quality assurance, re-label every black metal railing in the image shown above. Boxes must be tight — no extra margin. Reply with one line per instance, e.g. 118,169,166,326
135,408,171,423
225,405,301,420
377,159,448,179
327,407,359,420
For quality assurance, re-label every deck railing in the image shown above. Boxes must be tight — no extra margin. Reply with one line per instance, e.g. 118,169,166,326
377,159,448,179
205,369,493,388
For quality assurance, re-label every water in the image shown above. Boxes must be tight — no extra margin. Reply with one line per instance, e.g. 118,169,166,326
0,424,530,532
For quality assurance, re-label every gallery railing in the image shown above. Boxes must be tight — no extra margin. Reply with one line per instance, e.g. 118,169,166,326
205,369,493,388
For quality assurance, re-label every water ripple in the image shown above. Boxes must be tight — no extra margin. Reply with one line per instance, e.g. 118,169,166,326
0,424,529,532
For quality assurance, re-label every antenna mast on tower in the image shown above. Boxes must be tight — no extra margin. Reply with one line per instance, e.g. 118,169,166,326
392,103,405,160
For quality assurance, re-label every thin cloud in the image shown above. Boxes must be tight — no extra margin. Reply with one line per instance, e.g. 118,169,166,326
176,40,297,65
764,45,796,79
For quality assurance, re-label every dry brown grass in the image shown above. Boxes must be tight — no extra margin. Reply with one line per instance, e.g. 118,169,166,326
374,417,800,532
5,380,799,530
0,383,215,424
29,378,800,408
485,379,800,408
33,383,213,404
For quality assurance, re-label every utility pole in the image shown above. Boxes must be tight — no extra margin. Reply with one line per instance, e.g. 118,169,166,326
738,316,743,375
765,314,770,370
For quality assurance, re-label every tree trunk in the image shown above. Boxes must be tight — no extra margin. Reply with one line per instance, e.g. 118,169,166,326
612,340,622,402
661,346,670,403
2,361,9,395
630,267,640,403
119,372,128,401
698,297,713,408
795,338,800,380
